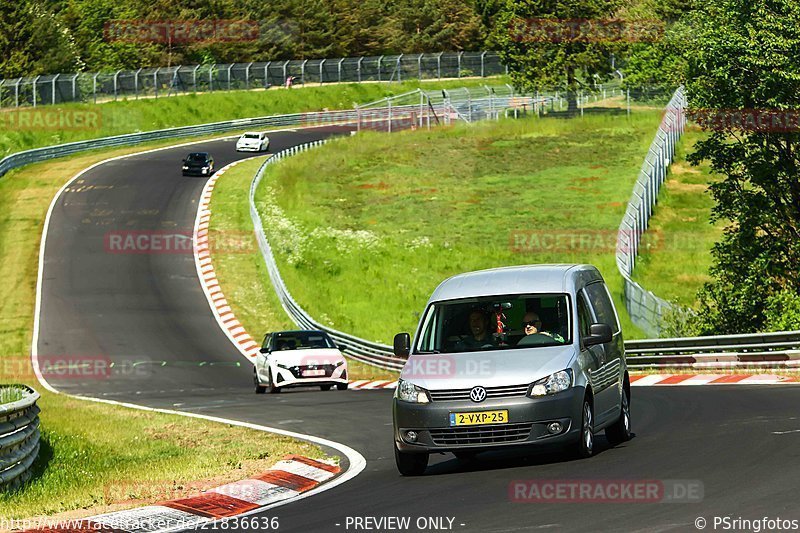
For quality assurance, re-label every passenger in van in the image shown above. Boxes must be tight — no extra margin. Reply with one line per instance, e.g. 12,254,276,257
521,311,565,343
456,309,496,351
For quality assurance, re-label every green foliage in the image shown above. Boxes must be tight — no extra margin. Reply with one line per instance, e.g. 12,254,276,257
764,290,800,331
481,0,624,111
683,0,800,334
0,0,485,77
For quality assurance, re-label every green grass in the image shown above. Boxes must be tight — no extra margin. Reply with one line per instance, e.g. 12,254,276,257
0,78,506,158
207,158,399,381
0,143,327,519
631,125,723,306
252,111,667,343
0,386,26,404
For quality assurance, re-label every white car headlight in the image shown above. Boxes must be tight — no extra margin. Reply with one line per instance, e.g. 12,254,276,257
529,369,573,397
396,379,430,404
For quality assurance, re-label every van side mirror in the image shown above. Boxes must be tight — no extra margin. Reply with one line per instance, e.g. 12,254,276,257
338,344,347,352
259,347,270,354
585,323,613,346
393,333,411,357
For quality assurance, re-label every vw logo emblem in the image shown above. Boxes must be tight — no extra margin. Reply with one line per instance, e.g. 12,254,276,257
469,386,487,403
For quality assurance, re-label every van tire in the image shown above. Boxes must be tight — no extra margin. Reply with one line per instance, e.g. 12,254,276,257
606,386,632,446
571,398,594,459
395,446,428,476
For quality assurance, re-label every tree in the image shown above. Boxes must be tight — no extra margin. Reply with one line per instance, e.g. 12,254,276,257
481,0,624,112
683,0,800,333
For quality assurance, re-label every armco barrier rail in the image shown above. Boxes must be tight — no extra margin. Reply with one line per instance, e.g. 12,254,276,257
0,386,40,490
250,141,405,371
0,51,505,108
0,109,360,181
0,85,536,182
251,136,800,372
615,86,687,337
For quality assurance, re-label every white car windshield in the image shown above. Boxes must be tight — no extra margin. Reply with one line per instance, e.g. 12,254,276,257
273,331,336,350
415,294,571,354
242,134,260,139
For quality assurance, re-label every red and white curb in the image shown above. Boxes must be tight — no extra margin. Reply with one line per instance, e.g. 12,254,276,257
26,456,340,532
193,159,263,362
348,379,397,390
630,373,799,386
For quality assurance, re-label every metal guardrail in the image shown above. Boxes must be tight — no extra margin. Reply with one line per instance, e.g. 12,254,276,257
0,51,506,108
249,141,405,371
0,109,368,181
615,86,687,337
0,386,40,490
250,96,800,373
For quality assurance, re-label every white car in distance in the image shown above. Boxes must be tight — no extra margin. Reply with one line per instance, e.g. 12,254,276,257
255,330,349,393
236,131,270,152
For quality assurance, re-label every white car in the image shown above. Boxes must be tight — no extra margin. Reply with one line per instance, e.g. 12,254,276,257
255,330,349,393
236,131,270,152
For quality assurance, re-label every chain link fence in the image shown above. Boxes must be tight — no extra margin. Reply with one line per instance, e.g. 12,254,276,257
0,52,505,108
615,86,687,337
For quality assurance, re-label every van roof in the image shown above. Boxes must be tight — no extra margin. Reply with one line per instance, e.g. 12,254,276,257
428,264,602,302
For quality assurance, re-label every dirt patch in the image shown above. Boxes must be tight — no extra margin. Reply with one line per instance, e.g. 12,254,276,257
666,179,708,193
356,181,391,190
576,176,601,183
671,162,702,176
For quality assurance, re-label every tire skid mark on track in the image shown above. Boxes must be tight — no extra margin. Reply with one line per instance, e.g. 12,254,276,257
25,457,340,532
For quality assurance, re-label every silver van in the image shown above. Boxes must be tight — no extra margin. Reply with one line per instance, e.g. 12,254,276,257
392,264,631,476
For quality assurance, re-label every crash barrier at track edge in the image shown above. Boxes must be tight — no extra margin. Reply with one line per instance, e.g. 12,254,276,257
252,139,800,372
0,85,548,183
0,386,40,490
615,86,687,337
249,141,405,371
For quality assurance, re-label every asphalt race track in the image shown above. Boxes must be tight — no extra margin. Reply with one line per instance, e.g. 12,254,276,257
36,128,800,532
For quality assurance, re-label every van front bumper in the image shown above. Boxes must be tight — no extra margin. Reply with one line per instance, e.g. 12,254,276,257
393,386,585,453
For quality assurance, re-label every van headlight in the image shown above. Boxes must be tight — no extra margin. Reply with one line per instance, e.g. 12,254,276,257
396,379,430,404
528,369,573,397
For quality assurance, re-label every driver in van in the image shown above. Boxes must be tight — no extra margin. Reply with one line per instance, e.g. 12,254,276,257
521,311,565,343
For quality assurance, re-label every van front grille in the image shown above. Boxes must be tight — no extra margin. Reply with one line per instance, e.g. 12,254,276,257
429,384,529,402
429,423,533,446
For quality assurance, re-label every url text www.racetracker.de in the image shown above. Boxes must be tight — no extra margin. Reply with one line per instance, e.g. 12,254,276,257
694,516,800,532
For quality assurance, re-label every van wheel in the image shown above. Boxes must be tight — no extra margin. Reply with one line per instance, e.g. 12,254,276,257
395,446,428,476
320,385,332,391
606,386,632,446
337,383,348,391
571,398,594,459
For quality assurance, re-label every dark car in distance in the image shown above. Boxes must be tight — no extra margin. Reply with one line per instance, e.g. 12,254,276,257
181,152,215,176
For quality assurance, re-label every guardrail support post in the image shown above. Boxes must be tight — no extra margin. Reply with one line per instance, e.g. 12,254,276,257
481,51,487,77
377,56,383,82
357,57,363,83
320,59,326,84
32,76,39,107
227,65,232,91
437,52,443,80
301,60,307,86
154,68,160,99
113,70,120,101
338,58,344,83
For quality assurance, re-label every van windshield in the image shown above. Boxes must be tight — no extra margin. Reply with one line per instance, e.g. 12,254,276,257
415,294,571,354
